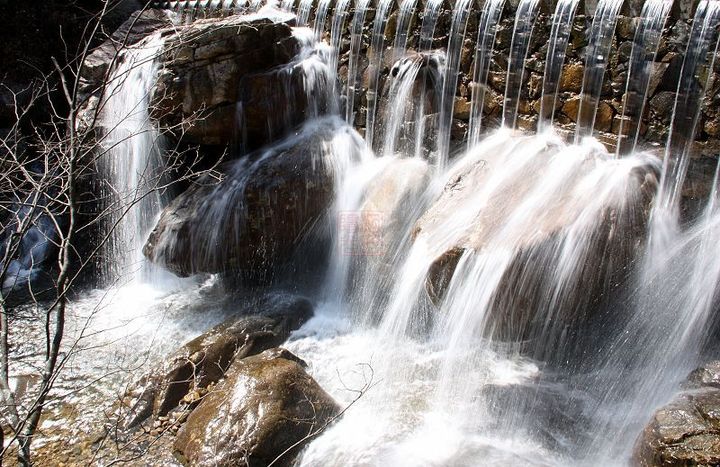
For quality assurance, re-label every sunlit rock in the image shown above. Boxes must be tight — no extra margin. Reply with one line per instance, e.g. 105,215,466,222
124,293,313,428
174,348,340,467
634,362,720,466
151,14,305,148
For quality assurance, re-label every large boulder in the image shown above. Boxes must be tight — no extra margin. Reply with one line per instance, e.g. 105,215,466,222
151,13,317,149
414,131,658,349
634,361,720,466
143,117,364,280
174,347,340,467
124,293,313,427
79,9,173,99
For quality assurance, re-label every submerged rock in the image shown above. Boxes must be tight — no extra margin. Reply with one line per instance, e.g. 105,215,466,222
144,117,364,280
174,348,340,467
124,293,313,427
358,157,432,255
634,363,720,466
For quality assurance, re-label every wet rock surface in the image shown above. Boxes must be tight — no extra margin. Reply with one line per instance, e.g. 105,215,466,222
151,14,302,147
173,347,340,467
634,361,720,466
79,9,174,98
143,117,360,280
124,293,314,428
415,133,658,346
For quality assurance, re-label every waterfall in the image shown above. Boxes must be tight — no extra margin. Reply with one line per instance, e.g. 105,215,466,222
364,0,394,148
391,0,420,62
502,0,541,129
467,0,505,147
655,0,720,218
615,0,672,155
328,0,351,91
234,27,334,151
537,0,580,132
381,56,425,157
418,0,444,52
574,0,624,141
73,2,720,466
97,34,166,284
572,4,720,460
313,0,332,39
344,0,371,125
297,0,313,26
436,0,473,170
411,0,444,159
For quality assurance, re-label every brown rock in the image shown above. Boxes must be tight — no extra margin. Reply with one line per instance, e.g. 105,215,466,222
562,96,581,122
174,348,340,467
453,96,472,120
124,293,314,427
79,9,173,98
151,14,302,147
560,62,585,93
634,389,720,466
595,101,615,132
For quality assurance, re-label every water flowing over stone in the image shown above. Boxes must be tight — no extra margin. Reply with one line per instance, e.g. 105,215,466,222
151,14,302,148
502,0,542,129
537,0,580,132
437,0,473,169
364,0,394,148
380,53,444,158
37,2,720,465
143,117,364,279
97,34,166,284
615,0,673,155
467,0,505,146
391,0,420,62
574,0,624,141
656,0,720,217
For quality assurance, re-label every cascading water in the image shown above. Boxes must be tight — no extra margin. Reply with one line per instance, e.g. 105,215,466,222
344,0,371,125
296,0,314,26
537,0,580,131
380,57,426,157
574,0,624,141
502,0,542,129
44,1,720,466
98,34,167,284
417,0,444,52
467,0,505,147
615,0,673,154
328,0,351,87
436,0,473,169
411,0,445,158
655,0,720,219
364,0,394,148
391,0,420,62
312,0,332,38
572,2,720,461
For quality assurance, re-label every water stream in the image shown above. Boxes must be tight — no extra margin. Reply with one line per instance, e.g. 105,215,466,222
25,2,720,466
